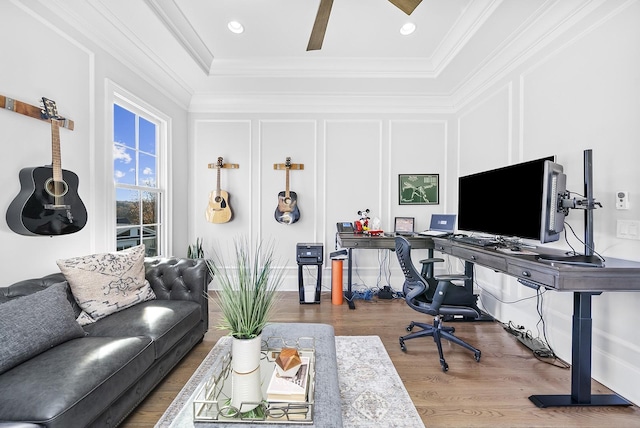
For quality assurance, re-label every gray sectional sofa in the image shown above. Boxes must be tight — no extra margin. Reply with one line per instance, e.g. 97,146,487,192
0,257,210,428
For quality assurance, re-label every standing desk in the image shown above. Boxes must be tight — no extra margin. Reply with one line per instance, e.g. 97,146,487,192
336,233,437,309
432,236,640,408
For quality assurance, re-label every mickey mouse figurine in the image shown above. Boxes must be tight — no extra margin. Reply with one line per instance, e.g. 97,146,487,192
355,209,370,233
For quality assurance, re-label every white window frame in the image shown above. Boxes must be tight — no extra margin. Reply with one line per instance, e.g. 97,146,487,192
106,80,171,256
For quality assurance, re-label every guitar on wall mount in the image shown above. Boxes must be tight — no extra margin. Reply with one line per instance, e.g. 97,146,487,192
205,157,232,223
6,97,87,236
274,157,301,225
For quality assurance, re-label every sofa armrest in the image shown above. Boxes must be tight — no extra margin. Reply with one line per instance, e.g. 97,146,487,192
145,258,211,332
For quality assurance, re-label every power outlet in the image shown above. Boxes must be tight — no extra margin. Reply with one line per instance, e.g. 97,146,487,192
616,191,629,210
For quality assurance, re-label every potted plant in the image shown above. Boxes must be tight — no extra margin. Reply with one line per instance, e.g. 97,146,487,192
187,237,205,259
208,237,285,412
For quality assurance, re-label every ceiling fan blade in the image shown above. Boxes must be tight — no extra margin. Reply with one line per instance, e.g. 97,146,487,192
307,0,334,51
388,0,423,15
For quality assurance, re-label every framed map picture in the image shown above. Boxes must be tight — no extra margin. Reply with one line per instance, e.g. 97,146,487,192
398,174,439,205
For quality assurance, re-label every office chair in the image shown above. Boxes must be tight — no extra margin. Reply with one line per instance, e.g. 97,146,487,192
395,236,481,372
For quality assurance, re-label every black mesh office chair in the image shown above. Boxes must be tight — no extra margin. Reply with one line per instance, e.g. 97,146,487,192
395,236,481,372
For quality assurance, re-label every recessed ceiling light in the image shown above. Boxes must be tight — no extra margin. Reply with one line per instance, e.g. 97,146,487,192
227,21,244,34
400,22,416,36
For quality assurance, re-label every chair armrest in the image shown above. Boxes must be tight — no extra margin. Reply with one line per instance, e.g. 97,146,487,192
418,257,445,264
418,257,445,279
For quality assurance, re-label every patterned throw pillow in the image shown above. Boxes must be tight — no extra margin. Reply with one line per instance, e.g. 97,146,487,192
56,245,156,325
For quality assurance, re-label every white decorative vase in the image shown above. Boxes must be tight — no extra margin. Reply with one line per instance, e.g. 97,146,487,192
230,368,263,412
230,335,263,412
231,335,262,374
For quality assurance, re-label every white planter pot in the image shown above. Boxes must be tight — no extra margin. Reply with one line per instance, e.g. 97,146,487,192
230,335,263,412
231,335,262,374
230,368,263,412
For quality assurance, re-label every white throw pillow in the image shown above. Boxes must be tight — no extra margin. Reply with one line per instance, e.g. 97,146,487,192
56,245,156,325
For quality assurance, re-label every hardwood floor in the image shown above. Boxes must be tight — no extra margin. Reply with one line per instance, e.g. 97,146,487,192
121,292,640,427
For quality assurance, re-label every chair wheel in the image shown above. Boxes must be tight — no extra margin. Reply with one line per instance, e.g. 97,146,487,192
406,322,414,332
441,362,449,372
399,338,407,352
474,351,481,362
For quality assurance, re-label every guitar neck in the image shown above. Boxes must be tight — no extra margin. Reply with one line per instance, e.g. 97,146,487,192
216,165,222,192
51,119,63,182
285,168,290,197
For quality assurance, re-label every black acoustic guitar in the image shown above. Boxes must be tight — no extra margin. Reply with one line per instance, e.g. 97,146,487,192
274,157,300,224
6,98,87,236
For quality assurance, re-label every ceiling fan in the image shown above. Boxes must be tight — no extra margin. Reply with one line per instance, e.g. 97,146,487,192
307,0,423,51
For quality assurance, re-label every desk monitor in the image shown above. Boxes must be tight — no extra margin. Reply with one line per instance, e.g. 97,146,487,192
457,156,556,243
394,217,415,235
540,160,567,243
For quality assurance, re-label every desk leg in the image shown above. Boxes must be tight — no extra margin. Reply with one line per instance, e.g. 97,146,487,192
463,261,474,295
344,248,355,309
529,292,631,407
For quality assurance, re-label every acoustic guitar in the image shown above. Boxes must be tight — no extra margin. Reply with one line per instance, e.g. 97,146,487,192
274,157,300,224
205,157,232,223
6,98,87,236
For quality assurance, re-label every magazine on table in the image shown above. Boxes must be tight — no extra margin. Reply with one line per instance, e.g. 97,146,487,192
266,356,310,402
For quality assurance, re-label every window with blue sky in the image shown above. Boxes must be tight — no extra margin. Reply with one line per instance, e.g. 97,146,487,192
113,103,161,256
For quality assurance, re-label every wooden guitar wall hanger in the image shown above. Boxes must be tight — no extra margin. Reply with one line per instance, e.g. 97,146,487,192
274,157,303,225
205,157,238,224
1,94,74,130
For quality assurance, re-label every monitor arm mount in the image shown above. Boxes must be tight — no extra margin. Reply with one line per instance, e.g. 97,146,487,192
559,191,602,214
562,149,600,258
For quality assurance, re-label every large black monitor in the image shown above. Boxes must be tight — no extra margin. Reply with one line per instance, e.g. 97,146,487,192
457,156,562,243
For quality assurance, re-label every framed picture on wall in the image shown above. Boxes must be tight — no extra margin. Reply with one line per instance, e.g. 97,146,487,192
398,174,439,205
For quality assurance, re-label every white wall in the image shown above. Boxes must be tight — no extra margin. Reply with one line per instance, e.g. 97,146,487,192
0,1,189,284
189,112,453,291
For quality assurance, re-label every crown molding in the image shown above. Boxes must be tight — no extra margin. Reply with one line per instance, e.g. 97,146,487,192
189,92,456,114
144,0,214,74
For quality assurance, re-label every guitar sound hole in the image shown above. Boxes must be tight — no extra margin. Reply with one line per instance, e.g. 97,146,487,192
214,196,221,203
284,197,291,204
44,178,68,198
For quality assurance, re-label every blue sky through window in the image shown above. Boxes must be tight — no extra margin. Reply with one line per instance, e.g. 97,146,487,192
113,104,156,186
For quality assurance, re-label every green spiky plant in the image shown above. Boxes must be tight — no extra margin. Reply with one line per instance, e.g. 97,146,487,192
187,237,205,259
210,238,284,340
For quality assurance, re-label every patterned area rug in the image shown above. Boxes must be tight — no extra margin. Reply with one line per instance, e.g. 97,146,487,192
335,336,424,427
156,336,424,427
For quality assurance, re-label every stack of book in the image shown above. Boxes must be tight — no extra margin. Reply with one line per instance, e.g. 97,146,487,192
266,356,310,402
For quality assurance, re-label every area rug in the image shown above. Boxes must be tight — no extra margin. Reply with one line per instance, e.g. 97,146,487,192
156,336,424,427
335,336,424,427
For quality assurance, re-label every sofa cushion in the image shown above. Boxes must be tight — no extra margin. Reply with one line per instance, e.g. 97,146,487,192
0,282,85,375
0,336,153,428
83,299,202,359
56,245,156,325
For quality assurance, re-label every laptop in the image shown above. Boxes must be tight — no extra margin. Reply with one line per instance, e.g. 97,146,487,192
418,214,457,237
394,217,415,236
